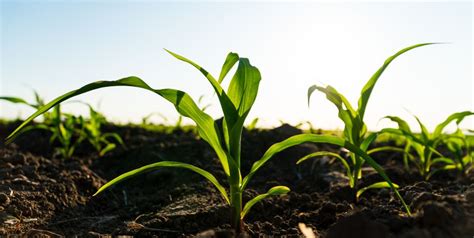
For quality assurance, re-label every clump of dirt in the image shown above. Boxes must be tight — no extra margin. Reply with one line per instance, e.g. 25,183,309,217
0,123,473,237
0,146,104,235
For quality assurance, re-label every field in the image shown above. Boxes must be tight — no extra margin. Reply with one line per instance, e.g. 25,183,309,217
0,121,472,237
0,44,473,237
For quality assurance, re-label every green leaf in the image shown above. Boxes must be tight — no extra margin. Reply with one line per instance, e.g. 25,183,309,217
218,52,239,83
309,85,358,141
103,132,125,146
297,151,352,179
367,146,416,161
384,116,412,134
307,85,318,107
99,143,116,157
225,58,262,170
0,96,36,108
310,85,356,116
360,133,378,151
4,77,230,176
414,115,430,142
94,161,230,204
165,49,238,128
165,49,225,96
379,128,424,145
247,117,259,130
433,111,474,138
358,43,436,119
227,58,262,118
240,186,290,219
242,134,345,190
242,134,411,215
430,157,454,166
356,181,399,199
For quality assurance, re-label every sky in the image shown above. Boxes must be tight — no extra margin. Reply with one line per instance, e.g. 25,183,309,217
1,1,472,131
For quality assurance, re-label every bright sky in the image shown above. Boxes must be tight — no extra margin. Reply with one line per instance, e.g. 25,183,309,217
1,1,472,131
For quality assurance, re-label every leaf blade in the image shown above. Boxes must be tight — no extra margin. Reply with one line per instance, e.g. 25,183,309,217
240,186,290,219
94,161,230,204
358,43,436,119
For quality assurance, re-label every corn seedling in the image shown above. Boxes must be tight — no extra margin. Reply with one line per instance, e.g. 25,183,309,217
303,43,435,207
141,112,169,126
4,50,414,231
81,103,124,157
295,120,317,134
1,92,85,158
48,105,86,159
246,117,259,131
381,111,473,179
440,128,473,176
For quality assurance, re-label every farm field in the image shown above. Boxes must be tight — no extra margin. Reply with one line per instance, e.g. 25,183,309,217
0,121,473,237
1,3,473,237
0,44,473,237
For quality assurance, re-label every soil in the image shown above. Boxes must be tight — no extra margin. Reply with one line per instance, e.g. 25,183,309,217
0,122,473,237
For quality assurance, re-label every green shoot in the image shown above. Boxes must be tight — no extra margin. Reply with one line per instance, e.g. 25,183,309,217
442,128,472,175
381,111,473,179
1,92,84,158
49,105,85,159
79,103,124,157
305,43,436,214
295,121,317,134
246,117,259,131
356,181,398,201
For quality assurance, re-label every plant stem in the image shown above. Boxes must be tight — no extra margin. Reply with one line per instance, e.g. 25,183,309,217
230,184,243,233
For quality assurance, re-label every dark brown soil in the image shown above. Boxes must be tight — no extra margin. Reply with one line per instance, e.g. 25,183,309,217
0,122,473,237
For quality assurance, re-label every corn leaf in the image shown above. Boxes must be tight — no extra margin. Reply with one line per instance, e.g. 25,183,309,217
308,85,357,141
297,151,352,178
242,134,411,215
430,157,455,166
379,128,424,145
165,49,238,128
242,134,344,189
240,186,290,219
356,181,399,199
93,161,230,204
384,116,412,134
247,118,259,130
4,76,230,175
103,132,125,146
99,143,116,157
0,96,35,108
433,111,474,138
227,58,261,118
360,133,378,151
367,146,416,161
218,52,239,83
414,115,430,142
358,43,435,119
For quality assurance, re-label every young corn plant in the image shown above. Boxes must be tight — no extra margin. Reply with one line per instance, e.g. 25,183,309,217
380,111,474,179
246,117,259,131
1,92,85,158
81,104,124,157
5,50,411,231
302,43,435,203
441,128,473,176
42,105,85,159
